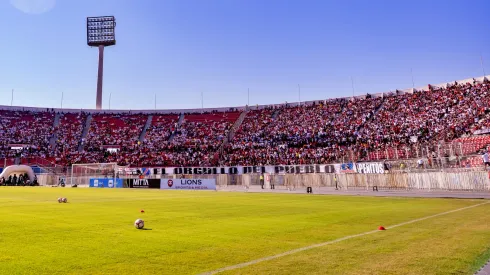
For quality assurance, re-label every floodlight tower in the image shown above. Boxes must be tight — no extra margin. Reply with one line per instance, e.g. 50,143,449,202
87,16,116,110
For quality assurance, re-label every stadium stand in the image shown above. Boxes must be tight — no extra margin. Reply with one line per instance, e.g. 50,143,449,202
0,110,55,159
166,111,240,166
52,112,87,165
0,76,489,168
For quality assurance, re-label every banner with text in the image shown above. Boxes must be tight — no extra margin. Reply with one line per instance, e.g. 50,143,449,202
161,178,217,190
355,162,386,174
118,163,390,176
155,164,336,175
128,178,161,189
89,178,123,188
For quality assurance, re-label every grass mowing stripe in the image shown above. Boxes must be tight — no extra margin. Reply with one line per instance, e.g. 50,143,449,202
199,201,490,275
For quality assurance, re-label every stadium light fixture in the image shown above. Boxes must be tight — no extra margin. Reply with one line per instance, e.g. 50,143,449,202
87,16,116,47
87,16,116,110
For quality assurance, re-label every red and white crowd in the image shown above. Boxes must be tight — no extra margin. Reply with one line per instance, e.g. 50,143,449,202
0,110,55,159
1,80,489,167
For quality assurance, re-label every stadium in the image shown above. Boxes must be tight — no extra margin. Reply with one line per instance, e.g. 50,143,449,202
1,1,490,275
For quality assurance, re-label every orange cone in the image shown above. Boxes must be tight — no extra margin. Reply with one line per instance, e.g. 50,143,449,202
378,226,386,230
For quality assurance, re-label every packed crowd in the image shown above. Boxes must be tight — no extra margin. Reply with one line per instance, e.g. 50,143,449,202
222,97,383,165
164,112,239,166
144,114,179,151
359,83,490,150
0,110,55,159
51,112,87,165
75,113,148,166
0,79,489,167
85,114,147,149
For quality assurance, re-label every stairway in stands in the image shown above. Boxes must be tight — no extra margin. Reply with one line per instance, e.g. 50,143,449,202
49,112,61,148
271,109,280,119
78,114,92,152
216,109,248,160
138,115,153,142
168,113,185,142
226,110,248,142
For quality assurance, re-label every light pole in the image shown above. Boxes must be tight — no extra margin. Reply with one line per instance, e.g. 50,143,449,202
87,16,116,110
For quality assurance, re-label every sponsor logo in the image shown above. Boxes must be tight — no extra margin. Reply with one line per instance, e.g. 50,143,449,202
133,179,149,187
340,163,355,173
108,180,114,188
180,179,202,185
161,178,216,190
94,180,99,187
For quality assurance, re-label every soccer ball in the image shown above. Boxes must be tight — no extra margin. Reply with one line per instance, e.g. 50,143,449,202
62,198,67,203
57,198,62,203
134,219,144,229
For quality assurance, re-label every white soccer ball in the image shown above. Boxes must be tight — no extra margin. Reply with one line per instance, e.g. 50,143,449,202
134,219,144,229
62,198,67,203
57,198,62,203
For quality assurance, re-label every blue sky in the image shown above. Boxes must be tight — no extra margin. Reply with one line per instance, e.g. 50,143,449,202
0,0,488,110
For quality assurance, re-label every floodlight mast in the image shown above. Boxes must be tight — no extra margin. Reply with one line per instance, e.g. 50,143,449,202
87,16,116,110
96,45,104,110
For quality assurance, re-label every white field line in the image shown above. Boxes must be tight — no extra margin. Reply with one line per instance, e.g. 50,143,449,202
199,201,490,275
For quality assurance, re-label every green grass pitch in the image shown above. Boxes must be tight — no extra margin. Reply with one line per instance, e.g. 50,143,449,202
0,188,489,275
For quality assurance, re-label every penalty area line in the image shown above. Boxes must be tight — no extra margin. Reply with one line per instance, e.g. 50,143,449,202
199,201,490,275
